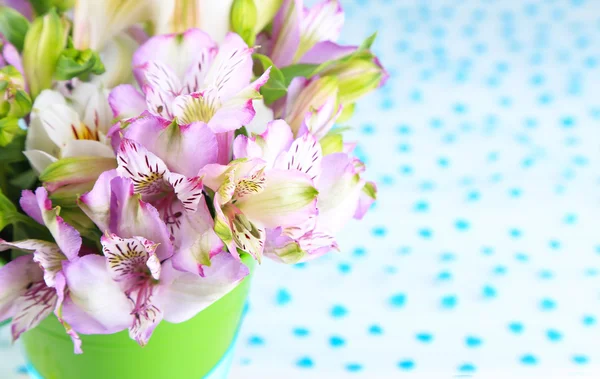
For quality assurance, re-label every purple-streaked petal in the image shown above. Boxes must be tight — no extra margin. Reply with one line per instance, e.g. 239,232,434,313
275,132,322,182
133,28,217,85
142,61,182,119
117,138,170,197
299,41,356,64
0,239,65,288
109,84,147,120
166,173,204,213
124,116,219,177
101,233,160,287
129,304,162,346
62,254,132,334
294,0,344,62
53,272,83,354
198,163,230,192
11,281,57,341
19,190,43,224
354,181,377,219
0,254,42,322
172,228,224,275
109,177,174,260
157,253,249,323
271,0,302,67
203,33,253,101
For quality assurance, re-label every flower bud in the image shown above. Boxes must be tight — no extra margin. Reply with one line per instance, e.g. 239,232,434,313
253,0,283,33
29,0,74,14
0,65,31,119
230,0,258,46
22,8,68,98
0,5,30,51
321,54,388,105
284,76,339,135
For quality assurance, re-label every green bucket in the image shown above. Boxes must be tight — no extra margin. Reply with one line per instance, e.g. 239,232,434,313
20,256,255,379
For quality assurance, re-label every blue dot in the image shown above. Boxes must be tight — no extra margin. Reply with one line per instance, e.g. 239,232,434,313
296,357,314,368
549,240,561,250
509,188,522,198
539,93,553,104
493,265,507,275
17,366,27,374
455,219,470,231
380,98,394,110
521,354,538,365
458,363,476,373
563,213,578,224
437,270,452,281
331,305,348,318
573,355,589,365
561,116,576,128
353,247,366,258
368,324,383,335
399,165,413,175
294,262,307,269
430,118,444,129
454,103,468,114
398,360,415,370
410,89,423,102
539,270,554,279
248,335,265,346
482,285,497,298
467,190,481,201
413,200,429,212
515,252,529,262
396,124,412,135
437,157,450,168
398,246,412,255
329,335,346,348
389,293,407,308
465,336,483,348
440,295,458,309
416,332,433,343
293,327,310,337
509,228,523,238
546,329,562,342
345,363,363,372
440,252,456,262
398,143,411,153
540,298,557,311
372,226,387,237
361,124,375,135
582,315,596,326
276,288,292,306
481,246,494,256
420,180,436,191
338,262,351,274
508,322,524,334
418,228,433,239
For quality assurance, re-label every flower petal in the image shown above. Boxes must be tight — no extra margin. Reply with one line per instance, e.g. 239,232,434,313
275,132,322,182
78,169,118,232
133,28,217,85
124,116,219,177
294,0,345,62
11,281,57,341
62,254,132,334
109,177,174,260
109,84,147,120
0,239,65,287
23,150,58,175
236,169,318,228
101,233,160,287
68,82,113,136
117,138,170,198
129,304,163,347
19,189,43,224
158,253,249,323
172,228,224,275
142,61,182,119
61,140,116,159
271,0,302,67
38,104,83,148
166,173,204,213
299,41,356,64
0,255,42,322
203,33,253,101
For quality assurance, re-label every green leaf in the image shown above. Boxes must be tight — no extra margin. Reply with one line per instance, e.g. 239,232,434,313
8,169,37,189
363,181,377,200
55,48,106,81
234,126,249,138
0,117,25,147
359,32,378,51
0,132,26,163
0,6,30,51
253,53,287,105
0,188,40,232
280,63,319,85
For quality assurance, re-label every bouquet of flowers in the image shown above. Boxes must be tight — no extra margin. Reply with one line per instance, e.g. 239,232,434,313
0,0,386,355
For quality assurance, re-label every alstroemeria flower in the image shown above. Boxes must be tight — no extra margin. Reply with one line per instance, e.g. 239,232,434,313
0,37,23,74
72,0,151,51
264,0,355,67
234,120,375,263
200,154,318,261
24,82,114,174
109,30,270,142
68,176,248,345
0,187,83,351
275,76,341,137
150,0,234,43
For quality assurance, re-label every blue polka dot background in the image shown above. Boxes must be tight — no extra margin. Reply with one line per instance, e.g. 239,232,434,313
3,0,600,377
